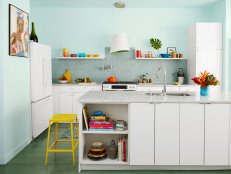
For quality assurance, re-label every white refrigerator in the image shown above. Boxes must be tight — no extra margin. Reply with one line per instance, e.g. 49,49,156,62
30,42,53,139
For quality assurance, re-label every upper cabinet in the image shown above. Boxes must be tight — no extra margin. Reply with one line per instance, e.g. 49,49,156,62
196,23,222,50
187,23,222,91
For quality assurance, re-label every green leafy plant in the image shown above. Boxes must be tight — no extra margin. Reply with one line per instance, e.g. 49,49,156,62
150,38,162,50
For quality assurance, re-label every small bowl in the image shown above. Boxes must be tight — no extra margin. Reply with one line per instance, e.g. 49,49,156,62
160,54,170,58
58,80,68,84
92,142,103,149
94,111,103,116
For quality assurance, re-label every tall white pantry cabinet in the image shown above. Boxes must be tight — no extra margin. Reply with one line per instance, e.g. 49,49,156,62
188,23,222,91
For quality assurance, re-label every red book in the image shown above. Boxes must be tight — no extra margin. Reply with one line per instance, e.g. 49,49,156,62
89,125,114,129
89,123,113,127
89,121,113,125
123,137,126,162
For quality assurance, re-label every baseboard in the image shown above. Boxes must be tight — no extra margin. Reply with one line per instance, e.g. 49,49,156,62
0,138,31,165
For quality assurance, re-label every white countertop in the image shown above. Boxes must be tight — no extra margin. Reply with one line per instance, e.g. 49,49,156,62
79,91,231,104
53,83,196,87
137,83,197,87
52,83,102,86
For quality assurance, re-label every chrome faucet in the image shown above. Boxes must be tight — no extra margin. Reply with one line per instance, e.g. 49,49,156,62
158,67,167,95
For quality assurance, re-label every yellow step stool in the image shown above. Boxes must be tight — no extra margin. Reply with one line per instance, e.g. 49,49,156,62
45,114,79,166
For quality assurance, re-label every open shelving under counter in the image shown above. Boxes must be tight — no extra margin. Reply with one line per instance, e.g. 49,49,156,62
79,104,129,172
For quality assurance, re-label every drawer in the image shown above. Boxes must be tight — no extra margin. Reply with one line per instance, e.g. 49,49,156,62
59,86,86,93
85,85,102,92
180,86,199,92
136,87,154,92
166,86,179,92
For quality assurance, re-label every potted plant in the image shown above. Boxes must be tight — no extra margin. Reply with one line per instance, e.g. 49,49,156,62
150,38,162,58
192,70,219,96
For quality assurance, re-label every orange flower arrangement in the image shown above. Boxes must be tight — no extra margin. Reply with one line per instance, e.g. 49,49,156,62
192,70,219,88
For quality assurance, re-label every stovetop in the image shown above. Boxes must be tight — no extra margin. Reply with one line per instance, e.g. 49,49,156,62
103,81,137,85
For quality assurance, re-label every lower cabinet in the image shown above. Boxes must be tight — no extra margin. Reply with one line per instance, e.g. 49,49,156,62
53,86,60,114
155,103,180,165
73,93,85,118
205,104,229,165
60,92,85,116
129,103,231,166
129,103,155,165
60,93,73,114
180,104,204,165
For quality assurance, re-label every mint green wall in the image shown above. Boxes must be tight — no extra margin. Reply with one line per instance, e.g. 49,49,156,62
0,0,5,165
224,0,231,91
30,7,211,83
0,0,31,165
209,0,231,91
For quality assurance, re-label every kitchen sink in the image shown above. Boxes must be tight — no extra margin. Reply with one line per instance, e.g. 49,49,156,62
145,92,191,96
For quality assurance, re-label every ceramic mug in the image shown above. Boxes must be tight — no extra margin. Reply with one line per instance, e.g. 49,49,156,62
171,53,177,58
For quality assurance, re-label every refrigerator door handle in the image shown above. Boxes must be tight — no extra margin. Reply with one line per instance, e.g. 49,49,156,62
43,57,48,88
42,57,45,87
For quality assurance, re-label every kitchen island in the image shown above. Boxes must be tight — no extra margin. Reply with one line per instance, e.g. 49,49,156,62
78,91,231,172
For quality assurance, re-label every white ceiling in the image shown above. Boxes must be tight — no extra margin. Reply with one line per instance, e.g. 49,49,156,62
31,0,222,8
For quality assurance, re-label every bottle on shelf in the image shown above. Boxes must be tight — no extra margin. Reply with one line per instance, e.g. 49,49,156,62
30,22,38,42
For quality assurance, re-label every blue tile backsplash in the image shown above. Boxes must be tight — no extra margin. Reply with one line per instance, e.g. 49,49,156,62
52,48,187,84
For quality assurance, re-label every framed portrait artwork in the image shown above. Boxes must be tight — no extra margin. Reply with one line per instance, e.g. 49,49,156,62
9,4,29,58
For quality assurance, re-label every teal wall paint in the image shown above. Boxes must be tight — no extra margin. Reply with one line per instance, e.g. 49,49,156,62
224,0,231,91
209,0,231,91
31,7,211,83
0,0,5,165
0,0,31,165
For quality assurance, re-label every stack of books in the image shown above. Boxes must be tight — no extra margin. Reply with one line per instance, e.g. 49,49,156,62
118,135,127,162
89,115,114,131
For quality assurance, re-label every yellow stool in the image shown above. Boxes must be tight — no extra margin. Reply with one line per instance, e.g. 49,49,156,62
45,114,79,166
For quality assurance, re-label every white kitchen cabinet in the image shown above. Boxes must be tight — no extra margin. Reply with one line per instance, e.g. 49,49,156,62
155,103,179,165
129,103,154,165
179,86,199,92
205,104,229,165
54,85,102,116
73,93,85,119
136,86,179,92
85,85,102,92
180,104,204,165
53,86,60,114
196,23,222,49
59,93,73,114
188,23,222,90
59,86,86,93
196,50,222,91
166,86,179,92
230,104,231,165
136,86,162,92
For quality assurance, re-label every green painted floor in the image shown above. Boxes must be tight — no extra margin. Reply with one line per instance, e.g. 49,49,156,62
1,127,231,174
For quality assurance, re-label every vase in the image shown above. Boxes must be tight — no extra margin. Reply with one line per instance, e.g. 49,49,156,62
107,140,118,159
200,86,209,96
